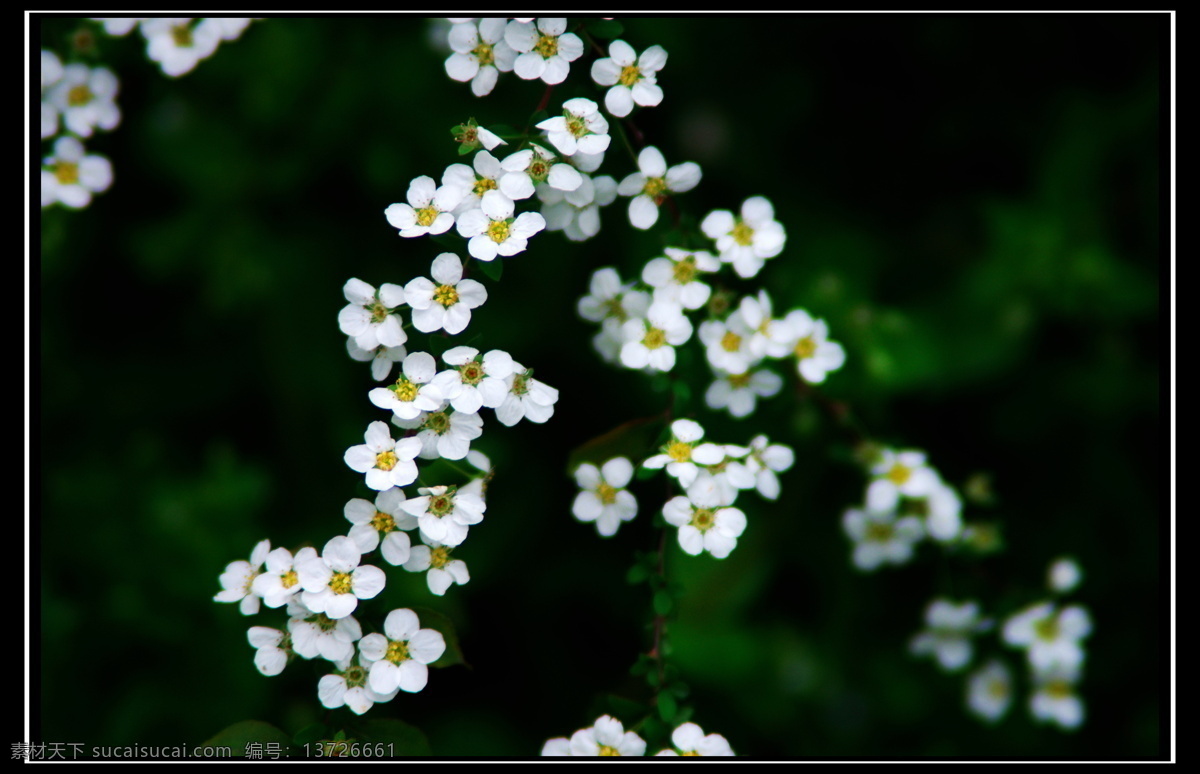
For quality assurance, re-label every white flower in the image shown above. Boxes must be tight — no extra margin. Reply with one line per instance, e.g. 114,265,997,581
344,489,414,566
41,137,113,210
41,49,64,139
577,267,649,326
93,17,145,36
343,421,423,491
1029,662,1085,730
643,248,719,311
494,362,559,427
572,457,638,537
783,309,846,384
296,536,386,620
318,656,396,715
701,196,786,278
738,291,795,360
345,336,406,382
567,715,646,757
541,737,573,756
505,18,584,85
966,659,1013,723
663,494,746,559
397,407,484,461
1002,602,1092,672
722,435,794,500
431,346,514,414
1048,557,1083,593
401,485,487,548
287,599,362,662
910,599,988,672
537,98,611,157
500,143,582,200
539,174,618,242
453,118,508,151
45,62,120,138
619,300,693,372
251,546,317,609
642,419,725,489
384,175,466,238
337,278,408,351
368,351,444,421
442,151,508,217
698,317,760,376
403,534,470,596
404,253,488,334
248,626,292,676
141,18,223,77
591,40,666,118
705,367,783,419
617,146,701,230
214,539,271,615
842,507,924,571
359,608,447,695
455,190,546,261
654,722,734,756
866,448,940,510
444,18,516,96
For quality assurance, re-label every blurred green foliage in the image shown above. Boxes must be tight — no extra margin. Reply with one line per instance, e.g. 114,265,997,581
36,14,1164,759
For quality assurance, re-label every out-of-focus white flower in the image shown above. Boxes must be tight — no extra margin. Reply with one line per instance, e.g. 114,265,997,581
1048,557,1083,593
41,137,113,209
46,63,120,138
782,308,846,385
572,457,638,537
642,248,719,311
966,659,1013,723
141,18,223,77
701,197,786,278
842,507,924,571
910,599,989,672
1029,661,1085,730
642,419,725,489
619,300,693,372
1002,602,1092,672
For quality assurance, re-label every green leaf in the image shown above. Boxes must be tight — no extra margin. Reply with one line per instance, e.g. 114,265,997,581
457,143,474,155
355,718,433,756
653,590,673,616
476,257,503,282
626,564,649,585
409,606,467,668
586,19,624,39
203,720,292,757
657,691,678,723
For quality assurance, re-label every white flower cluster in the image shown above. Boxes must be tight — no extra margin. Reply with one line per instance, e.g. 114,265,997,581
541,717,732,757
94,17,257,77
40,50,117,209
842,447,965,571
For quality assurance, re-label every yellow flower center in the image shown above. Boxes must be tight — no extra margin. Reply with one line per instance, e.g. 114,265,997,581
671,257,697,284
988,679,1010,700
54,161,79,185
528,159,549,181
511,373,529,395
596,482,618,505
720,331,742,352
473,177,497,196
886,463,912,486
423,411,450,435
642,327,667,349
865,522,894,542
430,546,451,569
666,440,692,463
1044,680,1072,699
386,639,410,664
567,115,588,137
1034,617,1060,641
727,372,752,389
618,64,641,87
598,745,620,757
375,450,398,471
371,510,396,533
369,301,389,324
691,508,716,532
429,494,455,516
342,665,367,688
329,572,353,595
681,750,702,757
642,176,668,203
171,23,193,47
281,570,299,589
434,284,459,306
415,206,438,227
460,362,484,385
534,34,559,58
794,336,817,359
471,42,494,66
391,378,419,402
731,220,755,246
67,85,91,106
487,219,510,243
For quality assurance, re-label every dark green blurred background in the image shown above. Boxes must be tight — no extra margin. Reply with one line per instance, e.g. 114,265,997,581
36,14,1165,759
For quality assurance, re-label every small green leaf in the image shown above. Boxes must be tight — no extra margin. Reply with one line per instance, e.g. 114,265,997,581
409,606,467,669
653,590,673,616
587,19,625,39
203,720,292,757
656,691,678,723
457,143,474,155
476,257,503,282
355,719,433,756
626,564,649,585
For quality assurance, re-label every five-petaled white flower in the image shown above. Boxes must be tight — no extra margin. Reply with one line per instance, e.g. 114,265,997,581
642,419,725,489
591,40,667,118
701,196,787,278
619,300,693,372
397,407,484,461
344,489,414,566
359,608,447,695
405,253,488,334
500,143,582,200
539,173,618,242
1048,557,1083,593
843,507,925,571
343,420,423,490
384,175,466,238
572,457,638,537
722,435,795,500
141,18,224,77
783,308,846,385
368,352,444,421
866,448,940,511
247,626,292,677
337,278,408,351
442,151,508,216
617,146,701,230
401,485,487,548
252,546,317,609
45,62,120,138
431,346,514,414
565,715,647,757
1029,661,1085,730
910,598,989,672
1002,602,1092,672
494,361,559,427
403,534,471,596
654,722,734,756
214,538,271,615
705,367,783,419
444,18,516,96
966,659,1013,723
537,98,611,157
317,655,397,715
41,137,113,210
505,18,584,85
643,248,719,311
287,598,362,662
345,336,407,382
296,536,387,620
456,190,546,261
